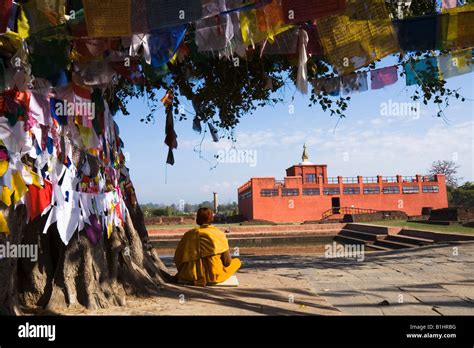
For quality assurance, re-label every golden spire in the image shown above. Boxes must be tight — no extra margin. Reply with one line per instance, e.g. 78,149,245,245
302,144,309,162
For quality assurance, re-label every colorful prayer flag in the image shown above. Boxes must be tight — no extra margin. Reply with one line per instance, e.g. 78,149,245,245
341,72,368,95
0,0,12,34
370,66,398,90
394,15,439,51
404,57,440,86
83,0,132,38
316,0,399,75
438,49,472,79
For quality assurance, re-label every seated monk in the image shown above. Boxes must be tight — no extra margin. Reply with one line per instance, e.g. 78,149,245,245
174,207,241,286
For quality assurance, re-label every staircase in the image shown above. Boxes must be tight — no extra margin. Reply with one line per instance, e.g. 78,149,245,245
334,223,435,251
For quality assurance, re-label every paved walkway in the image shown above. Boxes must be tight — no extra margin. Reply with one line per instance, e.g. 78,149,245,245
39,242,473,315
242,241,474,315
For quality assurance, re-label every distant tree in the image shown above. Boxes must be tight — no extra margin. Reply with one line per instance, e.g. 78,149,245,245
428,160,461,188
449,182,474,207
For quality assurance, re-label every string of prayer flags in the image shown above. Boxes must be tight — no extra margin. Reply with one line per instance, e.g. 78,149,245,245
282,0,347,24
145,0,203,30
404,57,441,86
394,15,439,51
316,0,399,75
437,48,472,80
83,0,132,38
370,66,398,90
341,71,368,95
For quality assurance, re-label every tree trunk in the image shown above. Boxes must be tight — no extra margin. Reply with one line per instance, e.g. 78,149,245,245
0,199,171,314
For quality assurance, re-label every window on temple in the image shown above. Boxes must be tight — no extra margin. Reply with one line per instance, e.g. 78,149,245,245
303,188,320,195
282,188,300,196
383,186,400,194
422,186,439,193
305,174,316,183
402,186,419,194
343,187,361,195
260,189,279,197
323,188,340,195
363,187,380,194
239,190,252,199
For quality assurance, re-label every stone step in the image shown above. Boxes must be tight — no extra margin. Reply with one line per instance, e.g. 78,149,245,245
339,229,380,241
334,235,369,245
334,235,390,251
385,234,434,246
344,223,391,235
374,238,414,250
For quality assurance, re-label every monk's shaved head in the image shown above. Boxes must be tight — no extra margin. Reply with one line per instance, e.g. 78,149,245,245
196,207,214,226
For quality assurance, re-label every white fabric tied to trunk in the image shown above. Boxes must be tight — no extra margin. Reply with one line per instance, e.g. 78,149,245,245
296,28,309,95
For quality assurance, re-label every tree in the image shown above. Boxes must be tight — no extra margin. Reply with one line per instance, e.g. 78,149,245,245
428,160,462,188
448,182,474,207
1,0,472,315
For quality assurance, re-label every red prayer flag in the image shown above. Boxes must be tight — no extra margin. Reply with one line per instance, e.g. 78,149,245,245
370,66,398,90
27,180,53,222
0,0,13,33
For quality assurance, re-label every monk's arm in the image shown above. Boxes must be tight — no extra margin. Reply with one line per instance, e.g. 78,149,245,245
221,250,232,267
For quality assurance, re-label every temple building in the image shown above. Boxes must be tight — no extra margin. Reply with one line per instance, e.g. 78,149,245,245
237,145,448,222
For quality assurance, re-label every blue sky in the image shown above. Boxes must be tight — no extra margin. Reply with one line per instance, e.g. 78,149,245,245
117,63,474,205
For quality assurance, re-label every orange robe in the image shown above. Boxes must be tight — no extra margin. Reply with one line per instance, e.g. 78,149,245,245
174,225,241,286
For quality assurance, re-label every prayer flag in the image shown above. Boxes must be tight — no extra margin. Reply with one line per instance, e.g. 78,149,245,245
0,0,12,33
83,0,132,38
438,49,472,79
282,0,347,24
316,0,399,74
370,66,398,90
394,15,438,51
404,57,440,86
341,72,368,95
145,0,202,30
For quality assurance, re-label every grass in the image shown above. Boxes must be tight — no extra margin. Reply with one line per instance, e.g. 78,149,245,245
365,220,474,234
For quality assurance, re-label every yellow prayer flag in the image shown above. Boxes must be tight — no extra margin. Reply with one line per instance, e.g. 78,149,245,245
83,0,132,38
11,171,28,204
316,0,399,75
1,186,12,207
0,211,9,235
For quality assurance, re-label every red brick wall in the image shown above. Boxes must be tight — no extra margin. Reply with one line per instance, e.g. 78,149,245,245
237,172,448,223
